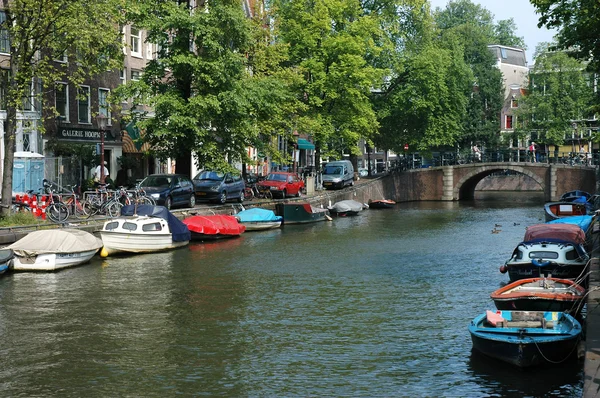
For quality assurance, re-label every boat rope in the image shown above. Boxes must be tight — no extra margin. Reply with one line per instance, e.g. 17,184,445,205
529,335,581,364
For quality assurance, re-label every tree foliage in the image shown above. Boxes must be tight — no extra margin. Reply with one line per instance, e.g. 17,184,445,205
515,49,594,146
0,0,123,216
531,0,600,110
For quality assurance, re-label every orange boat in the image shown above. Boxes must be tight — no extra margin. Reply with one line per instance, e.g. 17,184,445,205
490,277,585,314
368,199,396,209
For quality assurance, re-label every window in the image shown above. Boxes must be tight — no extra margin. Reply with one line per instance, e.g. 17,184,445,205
105,221,119,231
120,69,126,85
500,48,507,59
130,26,141,57
0,11,9,54
511,98,518,108
55,82,68,120
123,222,138,231
22,79,35,111
98,88,111,125
22,121,31,152
146,42,153,60
78,85,90,123
505,115,513,129
130,70,140,81
142,223,163,232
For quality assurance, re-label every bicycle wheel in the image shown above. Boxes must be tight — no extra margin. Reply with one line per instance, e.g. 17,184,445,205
47,202,69,223
81,199,98,218
140,196,155,205
107,201,123,217
264,190,273,200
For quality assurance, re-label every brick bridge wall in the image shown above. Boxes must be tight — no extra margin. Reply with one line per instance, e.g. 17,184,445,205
309,163,597,205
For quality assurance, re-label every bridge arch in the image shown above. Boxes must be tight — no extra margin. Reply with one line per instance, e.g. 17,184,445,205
454,164,545,200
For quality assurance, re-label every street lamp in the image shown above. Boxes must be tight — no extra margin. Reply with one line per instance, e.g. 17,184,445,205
97,114,107,183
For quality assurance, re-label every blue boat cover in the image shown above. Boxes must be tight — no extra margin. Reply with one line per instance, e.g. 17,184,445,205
121,205,191,242
237,208,282,223
548,215,593,233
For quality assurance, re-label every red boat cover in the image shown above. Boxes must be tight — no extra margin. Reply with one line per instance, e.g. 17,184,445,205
183,215,246,236
523,223,585,245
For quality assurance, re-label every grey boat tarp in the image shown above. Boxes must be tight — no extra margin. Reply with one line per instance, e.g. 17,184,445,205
8,229,103,257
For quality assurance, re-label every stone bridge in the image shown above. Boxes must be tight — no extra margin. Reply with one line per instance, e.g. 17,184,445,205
377,162,597,202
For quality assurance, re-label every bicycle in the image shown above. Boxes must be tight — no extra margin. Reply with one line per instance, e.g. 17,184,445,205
42,180,69,223
62,184,88,219
84,184,122,217
252,184,273,200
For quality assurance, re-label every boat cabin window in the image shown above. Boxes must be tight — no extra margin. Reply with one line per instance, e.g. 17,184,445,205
142,222,163,232
104,221,119,231
123,222,138,231
528,251,558,259
565,247,579,260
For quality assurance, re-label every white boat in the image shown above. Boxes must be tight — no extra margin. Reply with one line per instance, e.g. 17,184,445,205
235,207,283,231
327,199,365,216
99,205,191,256
8,229,102,271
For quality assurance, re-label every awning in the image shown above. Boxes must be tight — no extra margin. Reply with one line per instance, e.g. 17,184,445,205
297,138,315,150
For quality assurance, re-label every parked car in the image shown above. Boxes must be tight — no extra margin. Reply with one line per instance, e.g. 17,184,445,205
256,172,305,198
322,160,355,189
193,170,245,204
139,174,196,210
358,167,368,177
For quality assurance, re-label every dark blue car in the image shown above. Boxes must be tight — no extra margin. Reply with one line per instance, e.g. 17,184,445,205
193,170,245,204
139,174,196,210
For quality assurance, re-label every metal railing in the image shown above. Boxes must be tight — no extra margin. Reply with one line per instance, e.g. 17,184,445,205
390,150,599,171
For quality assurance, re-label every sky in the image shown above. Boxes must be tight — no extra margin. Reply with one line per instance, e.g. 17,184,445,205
428,0,557,64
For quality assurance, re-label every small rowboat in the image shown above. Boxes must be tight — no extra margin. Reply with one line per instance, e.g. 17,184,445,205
183,215,246,240
469,310,582,367
490,277,585,314
368,199,396,209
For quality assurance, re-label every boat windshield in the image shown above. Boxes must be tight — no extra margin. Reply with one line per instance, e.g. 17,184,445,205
266,173,287,182
324,166,342,175
195,171,225,181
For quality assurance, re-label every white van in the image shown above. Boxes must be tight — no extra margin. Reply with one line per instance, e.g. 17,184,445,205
322,160,354,190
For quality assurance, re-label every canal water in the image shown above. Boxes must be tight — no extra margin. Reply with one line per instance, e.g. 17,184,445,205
0,193,584,397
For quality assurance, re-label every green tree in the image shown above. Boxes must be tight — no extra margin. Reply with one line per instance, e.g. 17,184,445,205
531,0,600,110
0,0,123,216
515,50,594,149
272,0,393,165
493,18,527,49
433,0,506,149
120,0,299,175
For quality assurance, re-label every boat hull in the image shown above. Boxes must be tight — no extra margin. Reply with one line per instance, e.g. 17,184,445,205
100,231,188,255
275,203,330,224
469,310,581,367
544,202,589,222
240,221,282,231
11,249,98,271
491,278,585,313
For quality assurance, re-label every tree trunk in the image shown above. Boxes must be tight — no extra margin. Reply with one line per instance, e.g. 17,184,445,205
175,151,192,177
1,107,16,217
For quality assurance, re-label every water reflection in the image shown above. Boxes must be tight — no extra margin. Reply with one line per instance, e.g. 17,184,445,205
0,198,586,396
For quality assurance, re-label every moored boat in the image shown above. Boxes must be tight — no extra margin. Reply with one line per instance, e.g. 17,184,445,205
501,223,589,282
0,248,14,276
544,201,591,222
275,203,331,224
327,199,365,216
183,214,246,240
235,208,282,231
99,205,191,256
547,215,594,235
469,310,582,367
8,229,102,271
490,277,585,313
368,199,396,209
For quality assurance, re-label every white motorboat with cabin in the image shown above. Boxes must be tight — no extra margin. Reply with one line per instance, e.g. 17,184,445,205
99,205,191,256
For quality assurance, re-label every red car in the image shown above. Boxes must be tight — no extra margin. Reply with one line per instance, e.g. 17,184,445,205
257,172,305,198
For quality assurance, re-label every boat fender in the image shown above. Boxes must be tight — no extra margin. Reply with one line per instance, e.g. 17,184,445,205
499,265,508,274
531,258,551,267
100,247,108,258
